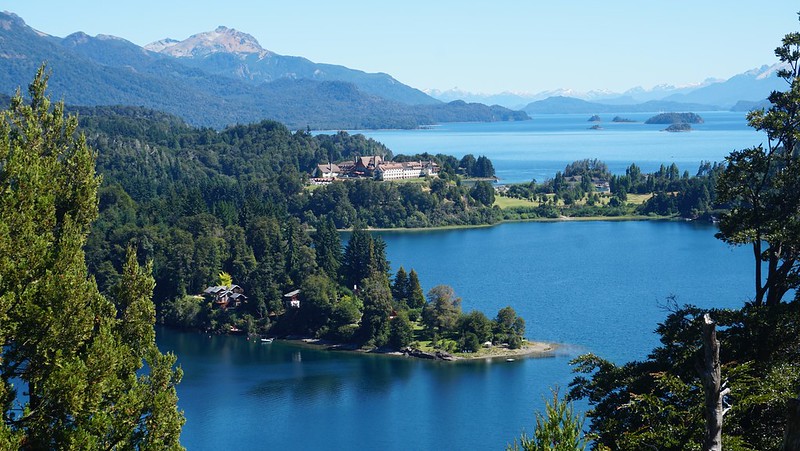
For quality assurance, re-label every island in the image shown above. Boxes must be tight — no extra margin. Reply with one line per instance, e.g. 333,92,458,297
644,112,704,124
588,124,603,130
612,116,636,123
664,123,692,132
588,114,602,122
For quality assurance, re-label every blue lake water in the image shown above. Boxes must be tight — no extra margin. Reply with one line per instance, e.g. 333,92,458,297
162,221,756,450
338,111,763,184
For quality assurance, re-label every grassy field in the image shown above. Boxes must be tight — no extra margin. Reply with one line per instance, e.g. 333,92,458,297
493,196,538,209
494,192,653,209
626,193,653,205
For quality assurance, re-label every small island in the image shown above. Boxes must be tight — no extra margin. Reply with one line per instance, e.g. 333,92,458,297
664,123,692,132
588,124,603,130
644,112,704,124
612,116,636,123
588,114,602,122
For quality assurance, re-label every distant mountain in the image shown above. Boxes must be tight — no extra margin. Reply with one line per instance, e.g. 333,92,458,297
523,96,721,114
434,63,784,112
0,11,528,129
427,87,621,109
144,26,438,106
608,80,721,104
730,99,771,112
662,64,786,108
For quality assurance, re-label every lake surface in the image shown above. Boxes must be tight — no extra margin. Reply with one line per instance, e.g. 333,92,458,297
335,111,763,184
162,221,755,450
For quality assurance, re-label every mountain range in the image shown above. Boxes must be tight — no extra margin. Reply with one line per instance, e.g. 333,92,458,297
0,10,784,128
0,11,527,129
429,65,784,113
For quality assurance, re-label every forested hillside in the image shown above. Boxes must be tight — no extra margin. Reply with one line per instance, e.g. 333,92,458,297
70,105,504,336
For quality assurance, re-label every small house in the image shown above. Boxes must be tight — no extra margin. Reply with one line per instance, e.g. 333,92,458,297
283,289,301,308
203,284,247,310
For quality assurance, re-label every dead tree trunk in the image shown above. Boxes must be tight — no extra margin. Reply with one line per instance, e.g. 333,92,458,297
700,313,729,451
784,397,800,451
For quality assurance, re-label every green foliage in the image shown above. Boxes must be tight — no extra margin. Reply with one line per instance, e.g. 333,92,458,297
407,269,426,309
495,306,526,347
358,273,393,346
392,266,410,307
0,66,183,449
342,224,379,289
389,312,414,349
507,389,587,451
470,180,496,206
313,217,343,280
218,271,233,287
422,285,463,334
644,112,704,124
563,159,610,181
570,301,800,451
458,310,494,345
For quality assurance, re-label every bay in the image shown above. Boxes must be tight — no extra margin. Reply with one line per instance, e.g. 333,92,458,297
162,221,755,450
337,111,763,184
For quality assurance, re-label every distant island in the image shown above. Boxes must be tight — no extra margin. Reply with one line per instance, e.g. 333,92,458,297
588,114,601,122
588,124,603,130
524,96,722,115
664,123,693,132
612,116,636,123
645,112,704,124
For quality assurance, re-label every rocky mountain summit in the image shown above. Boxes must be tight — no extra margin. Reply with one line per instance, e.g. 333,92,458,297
145,26,271,58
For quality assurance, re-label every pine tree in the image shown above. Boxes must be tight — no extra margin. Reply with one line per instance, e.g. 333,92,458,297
0,67,184,449
392,266,409,306
407,269,426,309
313,217,342,279
342,224,374,289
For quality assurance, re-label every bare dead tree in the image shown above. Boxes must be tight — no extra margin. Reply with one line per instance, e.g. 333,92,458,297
699,313,730,451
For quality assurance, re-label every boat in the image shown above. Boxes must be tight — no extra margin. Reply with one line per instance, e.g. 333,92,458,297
260,337,274,343
506,358,515,362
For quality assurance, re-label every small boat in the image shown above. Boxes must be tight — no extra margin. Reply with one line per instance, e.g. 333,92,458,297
506,358,515,362
260,337,274,344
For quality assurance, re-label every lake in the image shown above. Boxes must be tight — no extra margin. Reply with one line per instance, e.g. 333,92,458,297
338,111,763,184
162,221,755,450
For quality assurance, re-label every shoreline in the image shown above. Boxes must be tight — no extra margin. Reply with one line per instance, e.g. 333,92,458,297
357,214,676,233
280,337,559,362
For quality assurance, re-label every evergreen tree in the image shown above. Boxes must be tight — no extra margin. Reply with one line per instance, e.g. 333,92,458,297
0,67,183,449
475,155,496,178
407,269,426,309
460,154,477,176
470,181,496,206
313,217,342,280
372,235,390,276
388,311,414,349
392,266,409,306
507,389,586,451
358,273,393,346
342,224,374,289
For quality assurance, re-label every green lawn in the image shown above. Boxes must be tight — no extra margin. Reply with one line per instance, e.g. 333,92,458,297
494,195,538,209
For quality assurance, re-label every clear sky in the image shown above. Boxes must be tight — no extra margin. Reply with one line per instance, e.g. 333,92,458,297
5,1,799,94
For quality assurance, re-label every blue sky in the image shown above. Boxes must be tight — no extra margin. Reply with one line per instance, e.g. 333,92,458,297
5,1,799,94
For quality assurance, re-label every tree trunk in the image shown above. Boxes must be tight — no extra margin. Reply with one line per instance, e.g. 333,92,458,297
784,397,800,451
700,313,727,451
